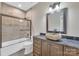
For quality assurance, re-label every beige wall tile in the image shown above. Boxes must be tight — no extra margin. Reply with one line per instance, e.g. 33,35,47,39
1,3,25,18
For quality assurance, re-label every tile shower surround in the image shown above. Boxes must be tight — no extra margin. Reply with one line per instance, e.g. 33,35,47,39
0,3,31,48
2,16,30,42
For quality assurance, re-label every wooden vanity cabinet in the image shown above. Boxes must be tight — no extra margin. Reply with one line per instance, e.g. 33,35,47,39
33,36,79,56
48,43,63,56
33,37,63,56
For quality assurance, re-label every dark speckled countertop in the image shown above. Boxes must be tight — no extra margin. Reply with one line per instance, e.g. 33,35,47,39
34,35,79,49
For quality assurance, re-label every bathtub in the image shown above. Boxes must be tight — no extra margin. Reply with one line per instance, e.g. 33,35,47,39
23,40,33,55
1,38,33,56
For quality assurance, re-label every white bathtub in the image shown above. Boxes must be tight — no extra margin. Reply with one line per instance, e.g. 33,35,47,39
1,38,33,56
23,41,33,55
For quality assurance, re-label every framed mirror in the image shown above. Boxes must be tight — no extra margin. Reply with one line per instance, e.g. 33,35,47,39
46,8,67,34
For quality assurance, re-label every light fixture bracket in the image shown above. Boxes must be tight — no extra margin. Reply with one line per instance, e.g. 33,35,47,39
50,2,60,9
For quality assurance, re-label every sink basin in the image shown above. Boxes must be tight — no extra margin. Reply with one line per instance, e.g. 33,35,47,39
46,33,61,41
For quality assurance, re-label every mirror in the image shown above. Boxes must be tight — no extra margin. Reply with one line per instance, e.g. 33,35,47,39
46,8,67,34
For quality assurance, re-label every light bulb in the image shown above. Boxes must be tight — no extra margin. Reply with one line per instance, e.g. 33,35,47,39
55,5,59,10
19,20,23,22
49,7,53,12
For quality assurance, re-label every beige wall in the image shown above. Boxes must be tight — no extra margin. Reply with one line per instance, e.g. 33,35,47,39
60,2,79,37
26,2,50,36
26,2,79,37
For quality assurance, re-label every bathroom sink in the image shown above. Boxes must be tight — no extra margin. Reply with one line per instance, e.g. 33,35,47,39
46,33,61,41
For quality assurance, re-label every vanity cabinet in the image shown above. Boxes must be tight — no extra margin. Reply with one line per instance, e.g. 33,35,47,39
33,36,79,56
33,37,63,56
48,43,63,56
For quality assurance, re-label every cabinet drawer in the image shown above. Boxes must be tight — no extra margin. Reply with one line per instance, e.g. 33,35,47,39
34,50,41,55
34,39,41,44
51,43,62,47
33,47,41,52
64,46,77,56
33,53,38,56
33,43,41,49
33,47,41,56
33,52,40,56
34,41,41,45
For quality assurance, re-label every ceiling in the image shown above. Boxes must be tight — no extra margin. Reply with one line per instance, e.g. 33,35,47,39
4,2,38,11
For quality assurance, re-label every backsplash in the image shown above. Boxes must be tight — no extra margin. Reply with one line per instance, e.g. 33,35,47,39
62,35,79,40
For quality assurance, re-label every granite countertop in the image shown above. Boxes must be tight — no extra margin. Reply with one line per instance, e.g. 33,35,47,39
34,35,79,49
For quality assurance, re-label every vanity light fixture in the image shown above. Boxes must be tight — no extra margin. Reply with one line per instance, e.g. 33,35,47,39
48,2,60,13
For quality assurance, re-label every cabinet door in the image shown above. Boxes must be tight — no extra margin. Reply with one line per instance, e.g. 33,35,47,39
48,43,63,56
42,40,48,56
64,46,77,56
